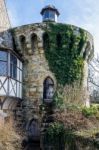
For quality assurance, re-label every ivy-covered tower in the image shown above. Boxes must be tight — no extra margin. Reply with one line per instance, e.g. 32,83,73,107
0,4,94,150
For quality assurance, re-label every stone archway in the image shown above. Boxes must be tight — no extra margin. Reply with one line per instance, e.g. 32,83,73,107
25,119,40,150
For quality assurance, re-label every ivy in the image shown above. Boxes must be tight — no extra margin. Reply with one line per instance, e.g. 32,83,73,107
44,23,87,86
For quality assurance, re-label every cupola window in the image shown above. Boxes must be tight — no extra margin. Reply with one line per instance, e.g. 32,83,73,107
41,5,60,22
43,10,55,20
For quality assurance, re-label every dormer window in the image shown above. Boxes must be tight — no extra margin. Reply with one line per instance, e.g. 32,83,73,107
41,5,60,22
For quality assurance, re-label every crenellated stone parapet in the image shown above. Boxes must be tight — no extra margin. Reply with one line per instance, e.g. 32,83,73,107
12,23,94,61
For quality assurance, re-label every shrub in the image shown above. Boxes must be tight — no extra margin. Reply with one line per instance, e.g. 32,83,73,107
54,83,88,110
82,106,98,117
44,122,66,150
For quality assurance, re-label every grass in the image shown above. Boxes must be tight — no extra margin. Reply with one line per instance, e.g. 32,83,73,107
0,119,21,150
75,129,99,138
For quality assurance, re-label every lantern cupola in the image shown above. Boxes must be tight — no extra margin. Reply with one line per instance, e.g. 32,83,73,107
40,5,60,22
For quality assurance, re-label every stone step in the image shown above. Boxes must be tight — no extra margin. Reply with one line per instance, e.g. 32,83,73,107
41,123,51,128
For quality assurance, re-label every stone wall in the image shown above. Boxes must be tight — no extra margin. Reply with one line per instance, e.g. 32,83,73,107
13,23,56,121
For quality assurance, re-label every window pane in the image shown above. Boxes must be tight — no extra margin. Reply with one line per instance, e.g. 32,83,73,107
20,62,22,70
49,11,54,19
0,61,7,76
0,51,7,61
13,65,17,79
44,11,49,19
20,70,22,82
10,64,17,79
17,68,20,81
10,54,17,65
17,59,20,68
10,54,17,79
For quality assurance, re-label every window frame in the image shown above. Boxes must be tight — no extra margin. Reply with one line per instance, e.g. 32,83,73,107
10,53,17,79
0,49,23,99
0,50,8,76
43,10,55,21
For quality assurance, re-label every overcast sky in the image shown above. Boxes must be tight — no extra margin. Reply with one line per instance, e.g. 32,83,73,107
6,0,99,53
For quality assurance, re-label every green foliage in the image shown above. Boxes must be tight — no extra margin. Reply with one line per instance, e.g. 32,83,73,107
45,122,77,150
47,122,65,138
44,122,66,149
65,129,77,150
53,89,65,110
44,23,87,86
53,85,82,111
82,106,98,117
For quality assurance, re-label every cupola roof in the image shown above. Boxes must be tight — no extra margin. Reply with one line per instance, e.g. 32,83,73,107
40,5,60,16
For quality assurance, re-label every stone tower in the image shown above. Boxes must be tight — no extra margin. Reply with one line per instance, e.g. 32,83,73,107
0,4,94,150
0,0,11,32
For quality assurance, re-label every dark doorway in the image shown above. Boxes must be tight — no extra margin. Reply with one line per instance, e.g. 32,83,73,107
24,140,40,150
24,119,40,150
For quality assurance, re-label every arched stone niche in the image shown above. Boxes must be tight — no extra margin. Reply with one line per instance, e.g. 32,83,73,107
26,118,40,141
31,33,38,54
83,41,91,61
43,77,54,103
56,33,62,48
19,35,26,55
43,32,50,50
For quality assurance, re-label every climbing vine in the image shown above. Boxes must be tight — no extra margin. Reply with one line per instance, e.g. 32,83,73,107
44,23,87,86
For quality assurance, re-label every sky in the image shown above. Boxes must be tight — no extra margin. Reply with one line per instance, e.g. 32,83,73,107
6,0,99,53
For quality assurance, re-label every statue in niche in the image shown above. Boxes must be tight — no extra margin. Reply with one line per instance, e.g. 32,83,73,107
43,77,54,103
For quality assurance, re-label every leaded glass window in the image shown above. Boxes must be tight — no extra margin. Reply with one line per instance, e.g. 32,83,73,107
0,51,7,61
43,10,55,20
44,10,49,19
10,54,17,79
0,51,7,76
0,61,7,76
0,50,23,98
49,11,55,20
